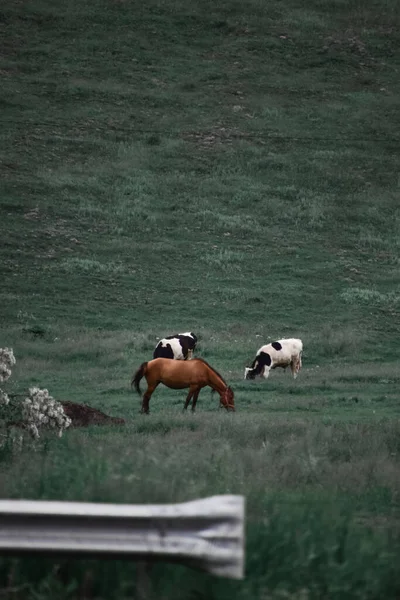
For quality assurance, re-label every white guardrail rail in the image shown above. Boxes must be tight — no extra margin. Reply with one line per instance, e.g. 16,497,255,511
0,495,245,579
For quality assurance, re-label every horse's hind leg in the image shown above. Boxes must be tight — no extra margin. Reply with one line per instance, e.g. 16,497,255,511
141,383,159,414
141,391,151,414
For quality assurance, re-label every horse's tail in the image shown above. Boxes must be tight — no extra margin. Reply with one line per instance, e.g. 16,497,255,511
131,362,147,395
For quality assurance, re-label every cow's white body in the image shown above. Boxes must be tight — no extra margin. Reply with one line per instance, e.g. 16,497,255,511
153,332,197,361
244,338,303,380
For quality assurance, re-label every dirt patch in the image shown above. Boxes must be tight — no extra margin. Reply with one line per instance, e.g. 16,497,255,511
7,401,125,430
61,401,125,427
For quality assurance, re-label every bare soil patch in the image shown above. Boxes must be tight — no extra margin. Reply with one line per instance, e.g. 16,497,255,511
61,401,125,427
7,401,125,430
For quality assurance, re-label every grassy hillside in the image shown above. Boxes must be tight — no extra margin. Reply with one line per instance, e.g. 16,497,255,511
1,0,400,597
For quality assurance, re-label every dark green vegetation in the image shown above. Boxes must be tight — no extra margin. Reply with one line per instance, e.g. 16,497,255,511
1,0,400,597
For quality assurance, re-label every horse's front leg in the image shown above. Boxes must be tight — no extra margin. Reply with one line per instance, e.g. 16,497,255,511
183,388,195,411
191,389,201,412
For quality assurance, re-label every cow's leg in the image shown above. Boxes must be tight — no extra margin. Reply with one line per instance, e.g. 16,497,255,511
263,366,271,379
187,349,193,360
191,389,201,412
290,358,300,379
295,359,301,378
141,383,159,414
290,361,296,378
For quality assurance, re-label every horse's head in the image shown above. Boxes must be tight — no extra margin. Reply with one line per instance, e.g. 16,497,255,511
220,386,235,411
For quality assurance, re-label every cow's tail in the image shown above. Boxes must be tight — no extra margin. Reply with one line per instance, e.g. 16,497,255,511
131,362,147,395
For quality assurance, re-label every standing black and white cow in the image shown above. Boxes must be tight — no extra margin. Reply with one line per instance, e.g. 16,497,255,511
153,332,198,361
244,338,303,380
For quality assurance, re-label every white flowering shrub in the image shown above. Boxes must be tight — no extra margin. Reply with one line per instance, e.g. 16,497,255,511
0,348,16,383
0,348,15,410
0,348,72,441
22,387,72,439
0,390,10,407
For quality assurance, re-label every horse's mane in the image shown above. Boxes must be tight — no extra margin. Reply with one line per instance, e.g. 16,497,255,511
193,358,228,386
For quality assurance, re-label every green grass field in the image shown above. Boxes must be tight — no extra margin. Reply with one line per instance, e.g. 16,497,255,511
1,0,400,597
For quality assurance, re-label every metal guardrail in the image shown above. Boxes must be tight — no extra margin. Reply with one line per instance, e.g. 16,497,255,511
0,495,245,579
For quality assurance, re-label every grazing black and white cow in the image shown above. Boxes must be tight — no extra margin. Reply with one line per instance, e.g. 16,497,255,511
244,338,303,380
153,332,198,361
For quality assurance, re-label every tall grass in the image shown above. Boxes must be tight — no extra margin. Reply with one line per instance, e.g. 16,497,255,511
1,416,400,597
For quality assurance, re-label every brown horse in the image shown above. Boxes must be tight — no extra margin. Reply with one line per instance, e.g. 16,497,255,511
131,358,235,414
